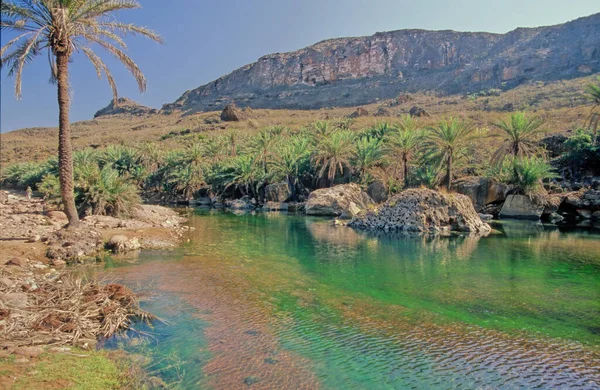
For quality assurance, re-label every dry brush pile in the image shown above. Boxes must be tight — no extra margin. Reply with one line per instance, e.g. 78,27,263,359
0,268,152,350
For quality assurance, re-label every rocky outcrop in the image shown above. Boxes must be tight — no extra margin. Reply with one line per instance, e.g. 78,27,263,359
220,104,246,121
162,13,600,113
265,182,291,202
367,181,388,203
499,195,545,220
349,188,490,234
348,107,369,118
409,106,430,117
453,177,510,211
306,184,374,216
106,235,141,254
94,98,157,118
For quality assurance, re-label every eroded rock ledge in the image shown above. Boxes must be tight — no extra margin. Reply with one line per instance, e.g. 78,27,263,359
349,188,491,235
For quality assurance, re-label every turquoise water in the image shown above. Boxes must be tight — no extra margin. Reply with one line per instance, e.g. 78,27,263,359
102,210,600,389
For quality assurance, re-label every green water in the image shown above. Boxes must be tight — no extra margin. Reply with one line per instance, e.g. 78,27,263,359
103,210,600,389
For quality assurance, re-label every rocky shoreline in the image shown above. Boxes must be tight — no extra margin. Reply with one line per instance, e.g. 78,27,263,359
0,189,188,383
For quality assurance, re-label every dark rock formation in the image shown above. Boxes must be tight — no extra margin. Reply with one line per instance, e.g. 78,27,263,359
265,182,291,202
409,106,430,117
453,176,510,211
306,184,374,216
220,104,246,121
94,98,157,118
499,195,545,220
162,13,600,113
349,188,490,234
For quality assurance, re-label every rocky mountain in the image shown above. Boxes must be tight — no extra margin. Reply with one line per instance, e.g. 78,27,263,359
94,97,157,118
163,13,600,114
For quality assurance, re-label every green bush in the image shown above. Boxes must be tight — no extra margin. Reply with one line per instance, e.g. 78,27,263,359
558,129,600,176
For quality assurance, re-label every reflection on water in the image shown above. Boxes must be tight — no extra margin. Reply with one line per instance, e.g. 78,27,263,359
103,210,600,389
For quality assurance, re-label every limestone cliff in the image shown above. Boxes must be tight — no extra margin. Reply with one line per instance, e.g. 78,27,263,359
163,13,600,113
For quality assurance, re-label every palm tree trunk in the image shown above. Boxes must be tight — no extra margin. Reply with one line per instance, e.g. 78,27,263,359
446,151,453,190
56,51,80,227
403,154,409,188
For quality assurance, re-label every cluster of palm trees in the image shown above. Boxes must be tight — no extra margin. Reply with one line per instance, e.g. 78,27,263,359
2,1,595,226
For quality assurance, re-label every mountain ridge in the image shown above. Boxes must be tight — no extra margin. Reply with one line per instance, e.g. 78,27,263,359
162,13,600,114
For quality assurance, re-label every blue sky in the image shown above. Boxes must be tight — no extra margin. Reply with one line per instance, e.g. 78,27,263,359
1,0,599,132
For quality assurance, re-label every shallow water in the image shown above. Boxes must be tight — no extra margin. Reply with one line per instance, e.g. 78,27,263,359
102,210,600,389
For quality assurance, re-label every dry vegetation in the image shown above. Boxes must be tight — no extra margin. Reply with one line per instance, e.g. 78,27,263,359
2,76,596,166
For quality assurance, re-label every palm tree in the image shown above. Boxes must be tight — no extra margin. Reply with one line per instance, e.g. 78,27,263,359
270,136,310,201
311,130,355,187
1,0,161,227
249,129,277,174
490,112,546,166
585,77,600,143
387,115,422,188
354,136,384,184
425,118,478,189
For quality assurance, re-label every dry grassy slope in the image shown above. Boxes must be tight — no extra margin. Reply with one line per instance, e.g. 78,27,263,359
1,76,597,166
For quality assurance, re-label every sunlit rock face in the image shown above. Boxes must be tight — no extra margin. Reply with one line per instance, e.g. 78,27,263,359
349,188,491,235
163,13,600,113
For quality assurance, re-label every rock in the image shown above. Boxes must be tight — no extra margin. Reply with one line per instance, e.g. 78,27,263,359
349,107,369,118
306,184,374,216
106,235,141,254
576,209,592,219
409,106,429,117
375,107,392,116
499,195,545,220
220,103,246,121
479,213,494,221
47,210,67,221
265,182,291,202
0,293,28,308
592,211,600,220
45,227,103,262
14,346,44,358
161,15,600,113
227,197,255,210
453,177,510,211
349,188,491,234
26,234,41,243
339,201,362,220
548,212,565,224
540,134,568,158
367,181,388,203
51,259,67,267
264,202,288,211
6,257,27,267
94,97,156,118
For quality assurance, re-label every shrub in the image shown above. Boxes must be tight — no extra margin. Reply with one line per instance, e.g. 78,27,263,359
511,157,557,196
558,129,600,177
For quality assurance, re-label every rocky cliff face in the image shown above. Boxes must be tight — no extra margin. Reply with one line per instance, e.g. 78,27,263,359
163,13,600,113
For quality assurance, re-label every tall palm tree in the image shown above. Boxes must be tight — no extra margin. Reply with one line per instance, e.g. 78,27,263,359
311,130,355,187
1,0,161,227
425,118,477,189
387,115,422,188
490,112,546,166
249,129,276,174
585,77,600,143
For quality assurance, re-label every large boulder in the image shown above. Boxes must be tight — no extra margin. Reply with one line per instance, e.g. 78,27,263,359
367,181,388,203
349,188,490,234
106,235,141,254
499,195,545,220
94,97,157,118
409,106,429,117
453,177,511,211
349,107,369,118
306,184,374,216
220,104,246,122
265,182,291,202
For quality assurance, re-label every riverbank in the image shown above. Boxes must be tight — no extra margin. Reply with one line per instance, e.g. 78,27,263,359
0,189,187,388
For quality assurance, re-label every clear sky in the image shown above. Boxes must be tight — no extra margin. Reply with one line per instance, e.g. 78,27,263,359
1,0,599,132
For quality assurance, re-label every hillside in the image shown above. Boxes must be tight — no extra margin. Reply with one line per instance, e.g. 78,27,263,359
162,13,600,114
1,76,596,166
